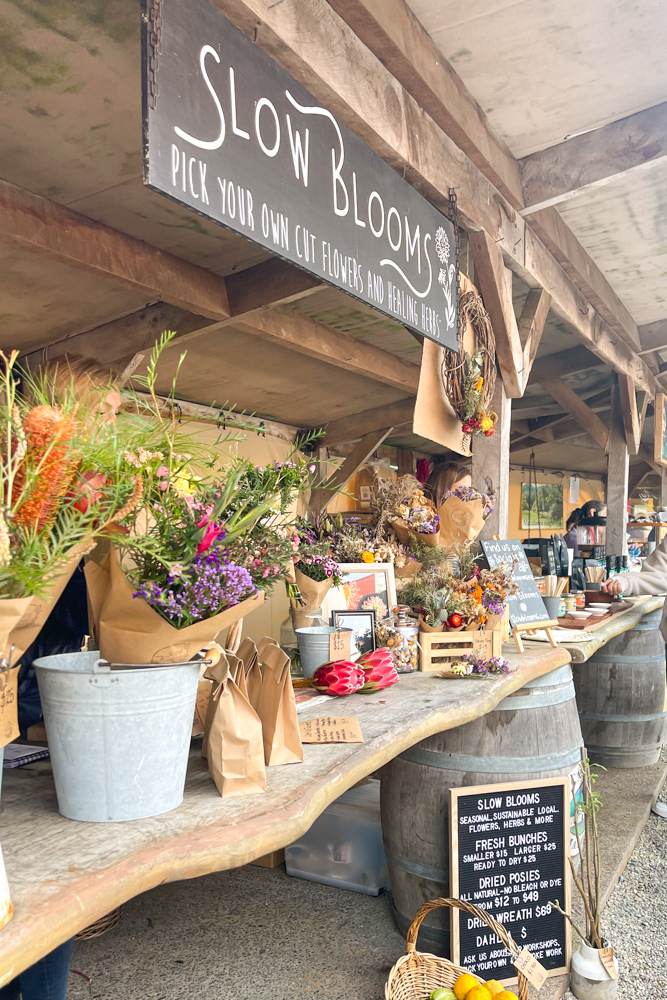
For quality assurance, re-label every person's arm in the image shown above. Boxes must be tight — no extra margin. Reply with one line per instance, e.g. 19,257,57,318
603,537,667,597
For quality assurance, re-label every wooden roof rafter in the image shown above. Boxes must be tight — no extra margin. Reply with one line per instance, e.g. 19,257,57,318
323,0,645,357
520,101,667,214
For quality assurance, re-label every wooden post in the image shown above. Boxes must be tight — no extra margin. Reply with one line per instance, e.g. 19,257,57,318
661,468,667,508
606,390,629,556
472,378,511,538
397,449,415,476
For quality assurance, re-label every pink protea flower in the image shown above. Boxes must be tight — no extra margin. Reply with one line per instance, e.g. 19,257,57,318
312,660,365,697
358,647,399,693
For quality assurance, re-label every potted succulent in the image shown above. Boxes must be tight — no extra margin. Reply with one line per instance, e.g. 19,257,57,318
552,756,619,999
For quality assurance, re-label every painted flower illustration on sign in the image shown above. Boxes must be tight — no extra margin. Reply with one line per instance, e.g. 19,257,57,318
435,225,457,331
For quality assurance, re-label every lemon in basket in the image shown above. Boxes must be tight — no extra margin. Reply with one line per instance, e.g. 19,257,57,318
495,992,519,1000
453,974,478,1000
465,987,492,1000
429,990,455,1000
484,982,505,997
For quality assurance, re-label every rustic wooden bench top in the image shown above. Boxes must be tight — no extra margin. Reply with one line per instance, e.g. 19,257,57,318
0,645,570,983
543,595,665,663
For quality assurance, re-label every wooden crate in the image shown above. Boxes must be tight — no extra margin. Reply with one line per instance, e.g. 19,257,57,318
419,629,502,672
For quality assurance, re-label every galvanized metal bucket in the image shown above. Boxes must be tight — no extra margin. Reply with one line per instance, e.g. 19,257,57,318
34,651,201,823
295,626,353,678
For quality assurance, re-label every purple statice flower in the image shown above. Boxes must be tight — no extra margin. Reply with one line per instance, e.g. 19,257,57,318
482,591,505,615
463,653,513,676
134,544,256,627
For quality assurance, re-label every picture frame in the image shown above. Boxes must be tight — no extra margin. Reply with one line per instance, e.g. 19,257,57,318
520,481,564,530
654,392,667,468
331,609,377,656
321,562,398,625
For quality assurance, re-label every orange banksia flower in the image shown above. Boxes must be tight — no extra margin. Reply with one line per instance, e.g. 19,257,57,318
14,405,78,531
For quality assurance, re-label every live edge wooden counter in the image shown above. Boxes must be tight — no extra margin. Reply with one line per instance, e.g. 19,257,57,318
548,595,666,663
0,645,569,984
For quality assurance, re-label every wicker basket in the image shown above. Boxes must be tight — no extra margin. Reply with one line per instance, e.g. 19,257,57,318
385,897,528,1000
75,907,121,941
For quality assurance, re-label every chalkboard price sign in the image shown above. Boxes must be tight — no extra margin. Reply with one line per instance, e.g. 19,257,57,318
450,777,570,984
481,539,550,628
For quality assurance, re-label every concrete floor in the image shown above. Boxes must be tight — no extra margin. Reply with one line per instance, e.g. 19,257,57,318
68,759,667,1000
69,866,404,1000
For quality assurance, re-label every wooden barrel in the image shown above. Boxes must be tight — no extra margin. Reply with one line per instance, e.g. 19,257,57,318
573,608,666,769
381,664,583,956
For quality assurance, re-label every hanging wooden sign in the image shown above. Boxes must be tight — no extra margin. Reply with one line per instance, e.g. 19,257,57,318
141,0,458,347
449,777,570,985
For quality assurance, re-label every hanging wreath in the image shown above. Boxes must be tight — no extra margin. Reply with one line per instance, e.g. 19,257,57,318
441,282,497,438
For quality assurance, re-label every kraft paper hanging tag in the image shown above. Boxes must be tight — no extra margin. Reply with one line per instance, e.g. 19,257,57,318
600,947,618,980
514,948,548,990
329,629,352,661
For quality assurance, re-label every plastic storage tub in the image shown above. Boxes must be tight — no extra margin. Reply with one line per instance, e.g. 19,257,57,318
285,779,389,895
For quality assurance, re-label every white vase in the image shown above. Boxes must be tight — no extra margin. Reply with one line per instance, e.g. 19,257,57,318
570,941,619,1000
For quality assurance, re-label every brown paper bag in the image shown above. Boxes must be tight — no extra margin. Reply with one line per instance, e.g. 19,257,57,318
438,496,486,546
256,637,303,766
237,637,261,710
201,651,247,753
290,568,332,629
204,654,266,797
85,549,264,663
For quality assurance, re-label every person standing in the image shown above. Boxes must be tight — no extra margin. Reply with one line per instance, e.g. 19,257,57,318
425,459,472,509
603,548,667,818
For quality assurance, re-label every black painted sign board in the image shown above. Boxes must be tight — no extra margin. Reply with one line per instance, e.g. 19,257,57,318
481,539,550,628
450,778,570,984
141,0,458,346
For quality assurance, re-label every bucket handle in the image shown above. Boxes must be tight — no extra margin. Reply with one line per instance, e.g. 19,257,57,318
93,652,217,673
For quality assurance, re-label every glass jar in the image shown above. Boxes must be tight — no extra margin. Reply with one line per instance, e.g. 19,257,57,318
376,606,419,673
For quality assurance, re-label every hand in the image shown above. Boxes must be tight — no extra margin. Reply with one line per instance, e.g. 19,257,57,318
602,578,623,596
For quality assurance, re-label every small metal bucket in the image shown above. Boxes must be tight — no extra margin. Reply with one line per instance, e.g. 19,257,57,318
295,626,353,678
34,651,201,823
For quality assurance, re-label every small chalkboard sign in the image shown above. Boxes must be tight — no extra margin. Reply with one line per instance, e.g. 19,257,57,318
450,777,570,985
481,539,550,628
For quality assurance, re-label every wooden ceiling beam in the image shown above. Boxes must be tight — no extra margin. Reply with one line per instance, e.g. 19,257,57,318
324,0,524,209
628,462,653,497
468,230,524,397
540,379,610,451
517,289,552,383
321,398,415,446
310,428,393,511
521,101,667,213
618,375,641,455
638,319,667,355
526,208,640,351
21,258,326,368
234,309,420,394
315,0,647,362
529,345,606,384
0,179,231,320
226,259,322,314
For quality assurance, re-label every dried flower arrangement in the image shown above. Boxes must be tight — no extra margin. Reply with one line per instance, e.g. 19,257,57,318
398,549,517,632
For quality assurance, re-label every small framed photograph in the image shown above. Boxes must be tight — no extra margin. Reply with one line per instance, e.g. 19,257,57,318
331,609,377,656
